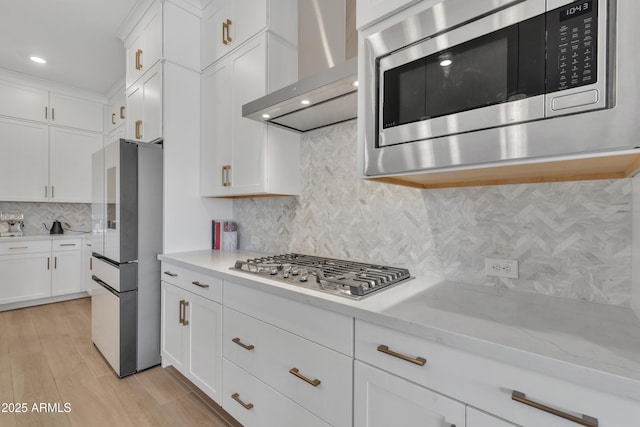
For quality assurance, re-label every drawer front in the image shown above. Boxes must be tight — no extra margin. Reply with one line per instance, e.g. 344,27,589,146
161,262,222,303
223,359,331,427
224,307,352,427
0,240,51,255
52,239,81,251
224,280,353,355
356,320,640,427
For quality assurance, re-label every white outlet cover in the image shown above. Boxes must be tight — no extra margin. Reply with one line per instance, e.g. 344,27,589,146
485,258,519,279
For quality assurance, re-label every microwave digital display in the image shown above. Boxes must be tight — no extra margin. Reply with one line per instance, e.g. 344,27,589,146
561,1,593,22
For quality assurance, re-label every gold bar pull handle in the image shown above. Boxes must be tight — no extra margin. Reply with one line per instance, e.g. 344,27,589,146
54,256,57,269
164,271,178,277
135,49,143,70
47,257,50,270
9,246,29,250
232,337,255,351
182,301,189,326
222,20,228,45
377,345,426,366
191,280,209,289
511,391,598,427
231,393,253,410
289,368,321,387
120,106,125,119
179,300,185,325
135,120,143,139
226,19,232,43
45,106,48,119
112,113,116,125
90,257,92,270
224,165,231,186
51,107,55,121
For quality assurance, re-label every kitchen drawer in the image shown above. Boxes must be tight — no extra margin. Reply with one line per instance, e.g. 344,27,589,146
92,256,137,293
0,239,50,255
224,307,352,426
52,239,81,251
160,262,222,303
224,280,353,355
222,358,331,427
356,319,640,427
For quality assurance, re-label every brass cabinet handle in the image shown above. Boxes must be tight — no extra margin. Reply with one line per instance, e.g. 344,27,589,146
51,107,55,121
112,113,116,125
120,106,125,119
45,185,47,198
45,106,47,119
47,257,50,270
512,391,598,427
51,185,55,199
135,49,143,70
135,120,143,139
60,243,76,247
232,337,255,351
222,165,231,186
182,301,189,326
289,368,321,387
179,300,185,325
54,256,57,269
377,345,426,366
191,280,209,288
164,271,178,277
9,246,28,250
222,19,232,45
90,257,92,270
231,393,253,410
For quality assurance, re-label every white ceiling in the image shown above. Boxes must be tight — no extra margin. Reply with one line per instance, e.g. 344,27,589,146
0,0,140,95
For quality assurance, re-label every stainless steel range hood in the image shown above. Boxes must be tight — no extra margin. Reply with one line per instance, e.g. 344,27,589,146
242,0,357,133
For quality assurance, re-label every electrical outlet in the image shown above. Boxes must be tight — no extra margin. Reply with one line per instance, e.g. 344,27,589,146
485,258,519,279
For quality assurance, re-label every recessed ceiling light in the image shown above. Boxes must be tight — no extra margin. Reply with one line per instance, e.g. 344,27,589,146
301,99,311,106
262,113,270,119
30,56,46,64
439,59,452,67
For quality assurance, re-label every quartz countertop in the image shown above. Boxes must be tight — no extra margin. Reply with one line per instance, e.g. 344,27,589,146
159,249,640,403
0,232,92,242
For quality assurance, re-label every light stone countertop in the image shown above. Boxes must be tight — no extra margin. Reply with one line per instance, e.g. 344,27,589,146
0,233,93,242
159,249,640,403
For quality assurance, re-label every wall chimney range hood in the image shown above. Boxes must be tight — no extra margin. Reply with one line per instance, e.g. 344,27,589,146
242,0,357,133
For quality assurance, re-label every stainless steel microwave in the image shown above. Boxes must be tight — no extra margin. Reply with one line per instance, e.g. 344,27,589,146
361,0,640,178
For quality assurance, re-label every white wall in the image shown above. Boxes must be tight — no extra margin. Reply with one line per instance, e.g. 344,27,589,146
633,175,640,318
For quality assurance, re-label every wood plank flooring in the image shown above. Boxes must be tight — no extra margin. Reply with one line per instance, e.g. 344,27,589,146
0,298,234,427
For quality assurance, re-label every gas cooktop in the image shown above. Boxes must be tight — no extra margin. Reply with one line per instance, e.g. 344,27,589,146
232,253,412,299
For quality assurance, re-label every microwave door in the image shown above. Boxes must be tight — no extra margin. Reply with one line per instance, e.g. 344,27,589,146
377,0,546,147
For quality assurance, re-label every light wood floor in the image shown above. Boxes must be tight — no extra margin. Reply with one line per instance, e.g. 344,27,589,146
0,298,233,427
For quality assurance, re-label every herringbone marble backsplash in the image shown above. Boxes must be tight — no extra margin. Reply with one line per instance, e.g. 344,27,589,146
234,120,633,306
0,202,91,235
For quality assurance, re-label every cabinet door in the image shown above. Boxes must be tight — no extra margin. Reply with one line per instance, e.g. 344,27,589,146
81,240,93,293
161,282,187,372
51,250,82,296
107,88,126,134
229,35,267,194
354,361,465,427
0,253,51,305
127,64,162,143
0,80,48,122
467,407,518,427
231,0,268,50
0,117,49,202
50,127,103,203
126,2,162,89
201,59,232,196
186,293,223,403
49,92,104,132
201,0,231,69
356,0,422,29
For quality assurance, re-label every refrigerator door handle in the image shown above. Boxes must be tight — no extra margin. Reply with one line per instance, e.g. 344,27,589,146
92,275,119,297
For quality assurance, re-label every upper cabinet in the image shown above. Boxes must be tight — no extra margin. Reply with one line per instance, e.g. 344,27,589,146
49,92,103,133
126,63,163,144
200,0,300,198
0,80,49,123
106,84,126,136
125,1,162,90
201,0,297,71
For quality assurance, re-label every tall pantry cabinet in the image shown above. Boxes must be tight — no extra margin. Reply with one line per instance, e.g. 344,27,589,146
200,0,301,197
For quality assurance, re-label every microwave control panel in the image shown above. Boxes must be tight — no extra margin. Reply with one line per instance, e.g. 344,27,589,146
546,0,598,92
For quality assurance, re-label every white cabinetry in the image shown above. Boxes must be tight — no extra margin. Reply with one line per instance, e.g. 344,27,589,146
81,239,93,293
126,63,162,143
160,263,223,403
354,361,465,427
356,0,423,29
125,1,162,90
107,86,126,136
223,281,353,426
49,127,103,203
0,80,49,122
201,0,296,71
49,92,103,133
355,319,640,427
200,32,300,197
466,407,517,427
51,239,82,296
0,241,51,305
0,117,49,202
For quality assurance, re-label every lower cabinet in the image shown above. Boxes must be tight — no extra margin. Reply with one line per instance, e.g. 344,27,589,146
51,239,82,296
354,361,465,427
466,407,517,427
160,281,222,403
0,250,51,305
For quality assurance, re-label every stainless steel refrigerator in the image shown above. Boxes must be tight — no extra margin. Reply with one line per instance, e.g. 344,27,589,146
90,138,163,377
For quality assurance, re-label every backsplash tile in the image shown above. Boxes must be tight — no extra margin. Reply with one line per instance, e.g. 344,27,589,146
0,202,91,235
233,120,632,306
